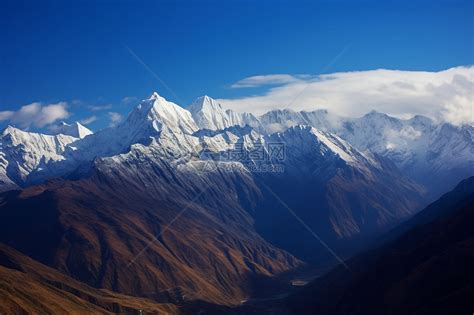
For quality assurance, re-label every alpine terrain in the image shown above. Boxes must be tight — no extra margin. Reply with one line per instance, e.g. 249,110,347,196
0,93,472,313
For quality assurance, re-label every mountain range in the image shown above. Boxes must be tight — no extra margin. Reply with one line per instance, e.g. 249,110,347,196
0,92,472,312
2,92,471,197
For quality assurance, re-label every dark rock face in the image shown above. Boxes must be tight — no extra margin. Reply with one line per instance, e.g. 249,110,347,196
280,176,474,315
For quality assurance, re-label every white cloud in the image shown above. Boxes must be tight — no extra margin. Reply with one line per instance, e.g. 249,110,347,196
121,96,138,105
218,66,474,126
79,116,97,125
89,104,112,111
0,102,70,128
231,74,309,88
108,112,123,127
0,111,14,121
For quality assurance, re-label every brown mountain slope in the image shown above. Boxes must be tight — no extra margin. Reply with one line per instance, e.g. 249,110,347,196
0,157,302,306
0,243,177,314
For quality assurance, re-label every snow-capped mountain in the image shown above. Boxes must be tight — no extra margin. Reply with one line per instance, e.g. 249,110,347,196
51,121,93,139
0,126,80,191
259,108,339,133
0,92,471,200
256,125,424,255
254,108,473,198
188,95,263,131
0,91,458,287
269,125,369,167
64,92,199,162
188,95,241,130
187,96,471,198
336,112,473,198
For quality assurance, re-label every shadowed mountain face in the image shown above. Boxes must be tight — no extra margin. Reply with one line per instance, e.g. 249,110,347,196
278,176,474,315
189,124,427,264
253,126,425,264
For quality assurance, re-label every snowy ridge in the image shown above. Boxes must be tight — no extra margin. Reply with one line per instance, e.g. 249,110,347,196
188,95,262,131
52,121,93,138
143,92,198,134
259,109,337,133
188,95,236,130
336,111,473,195
0,92,471,198
63,93,199,162
0,126,79,187
255,107,473,195
267,125,379,173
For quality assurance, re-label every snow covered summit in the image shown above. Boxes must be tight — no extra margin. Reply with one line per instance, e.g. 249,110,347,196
128,92,198,135
0,91,471,199
188,95,262,131
52,121,93,139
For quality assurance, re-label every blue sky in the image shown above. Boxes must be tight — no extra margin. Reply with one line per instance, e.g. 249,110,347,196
1,0,472,131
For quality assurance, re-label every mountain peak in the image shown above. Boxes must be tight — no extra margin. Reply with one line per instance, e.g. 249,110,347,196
188,95,222,113
149,91,160,100
52,121,93,139
127,93,198,135
365,109,385,117
1,125,19,136
187,96,247,130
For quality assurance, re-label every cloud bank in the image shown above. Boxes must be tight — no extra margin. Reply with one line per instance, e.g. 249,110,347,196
0,102,70,129
231,74,311,88
121,96,138,105
218,66,473,125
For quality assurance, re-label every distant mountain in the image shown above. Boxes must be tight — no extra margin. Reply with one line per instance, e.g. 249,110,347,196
0,122,92,188
337,112,473,199
188,97,472,199
188,95,262,131
259,108,336,134
257,108,473,199
280,176,474,315
0,126,78,190
51,121,93,139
